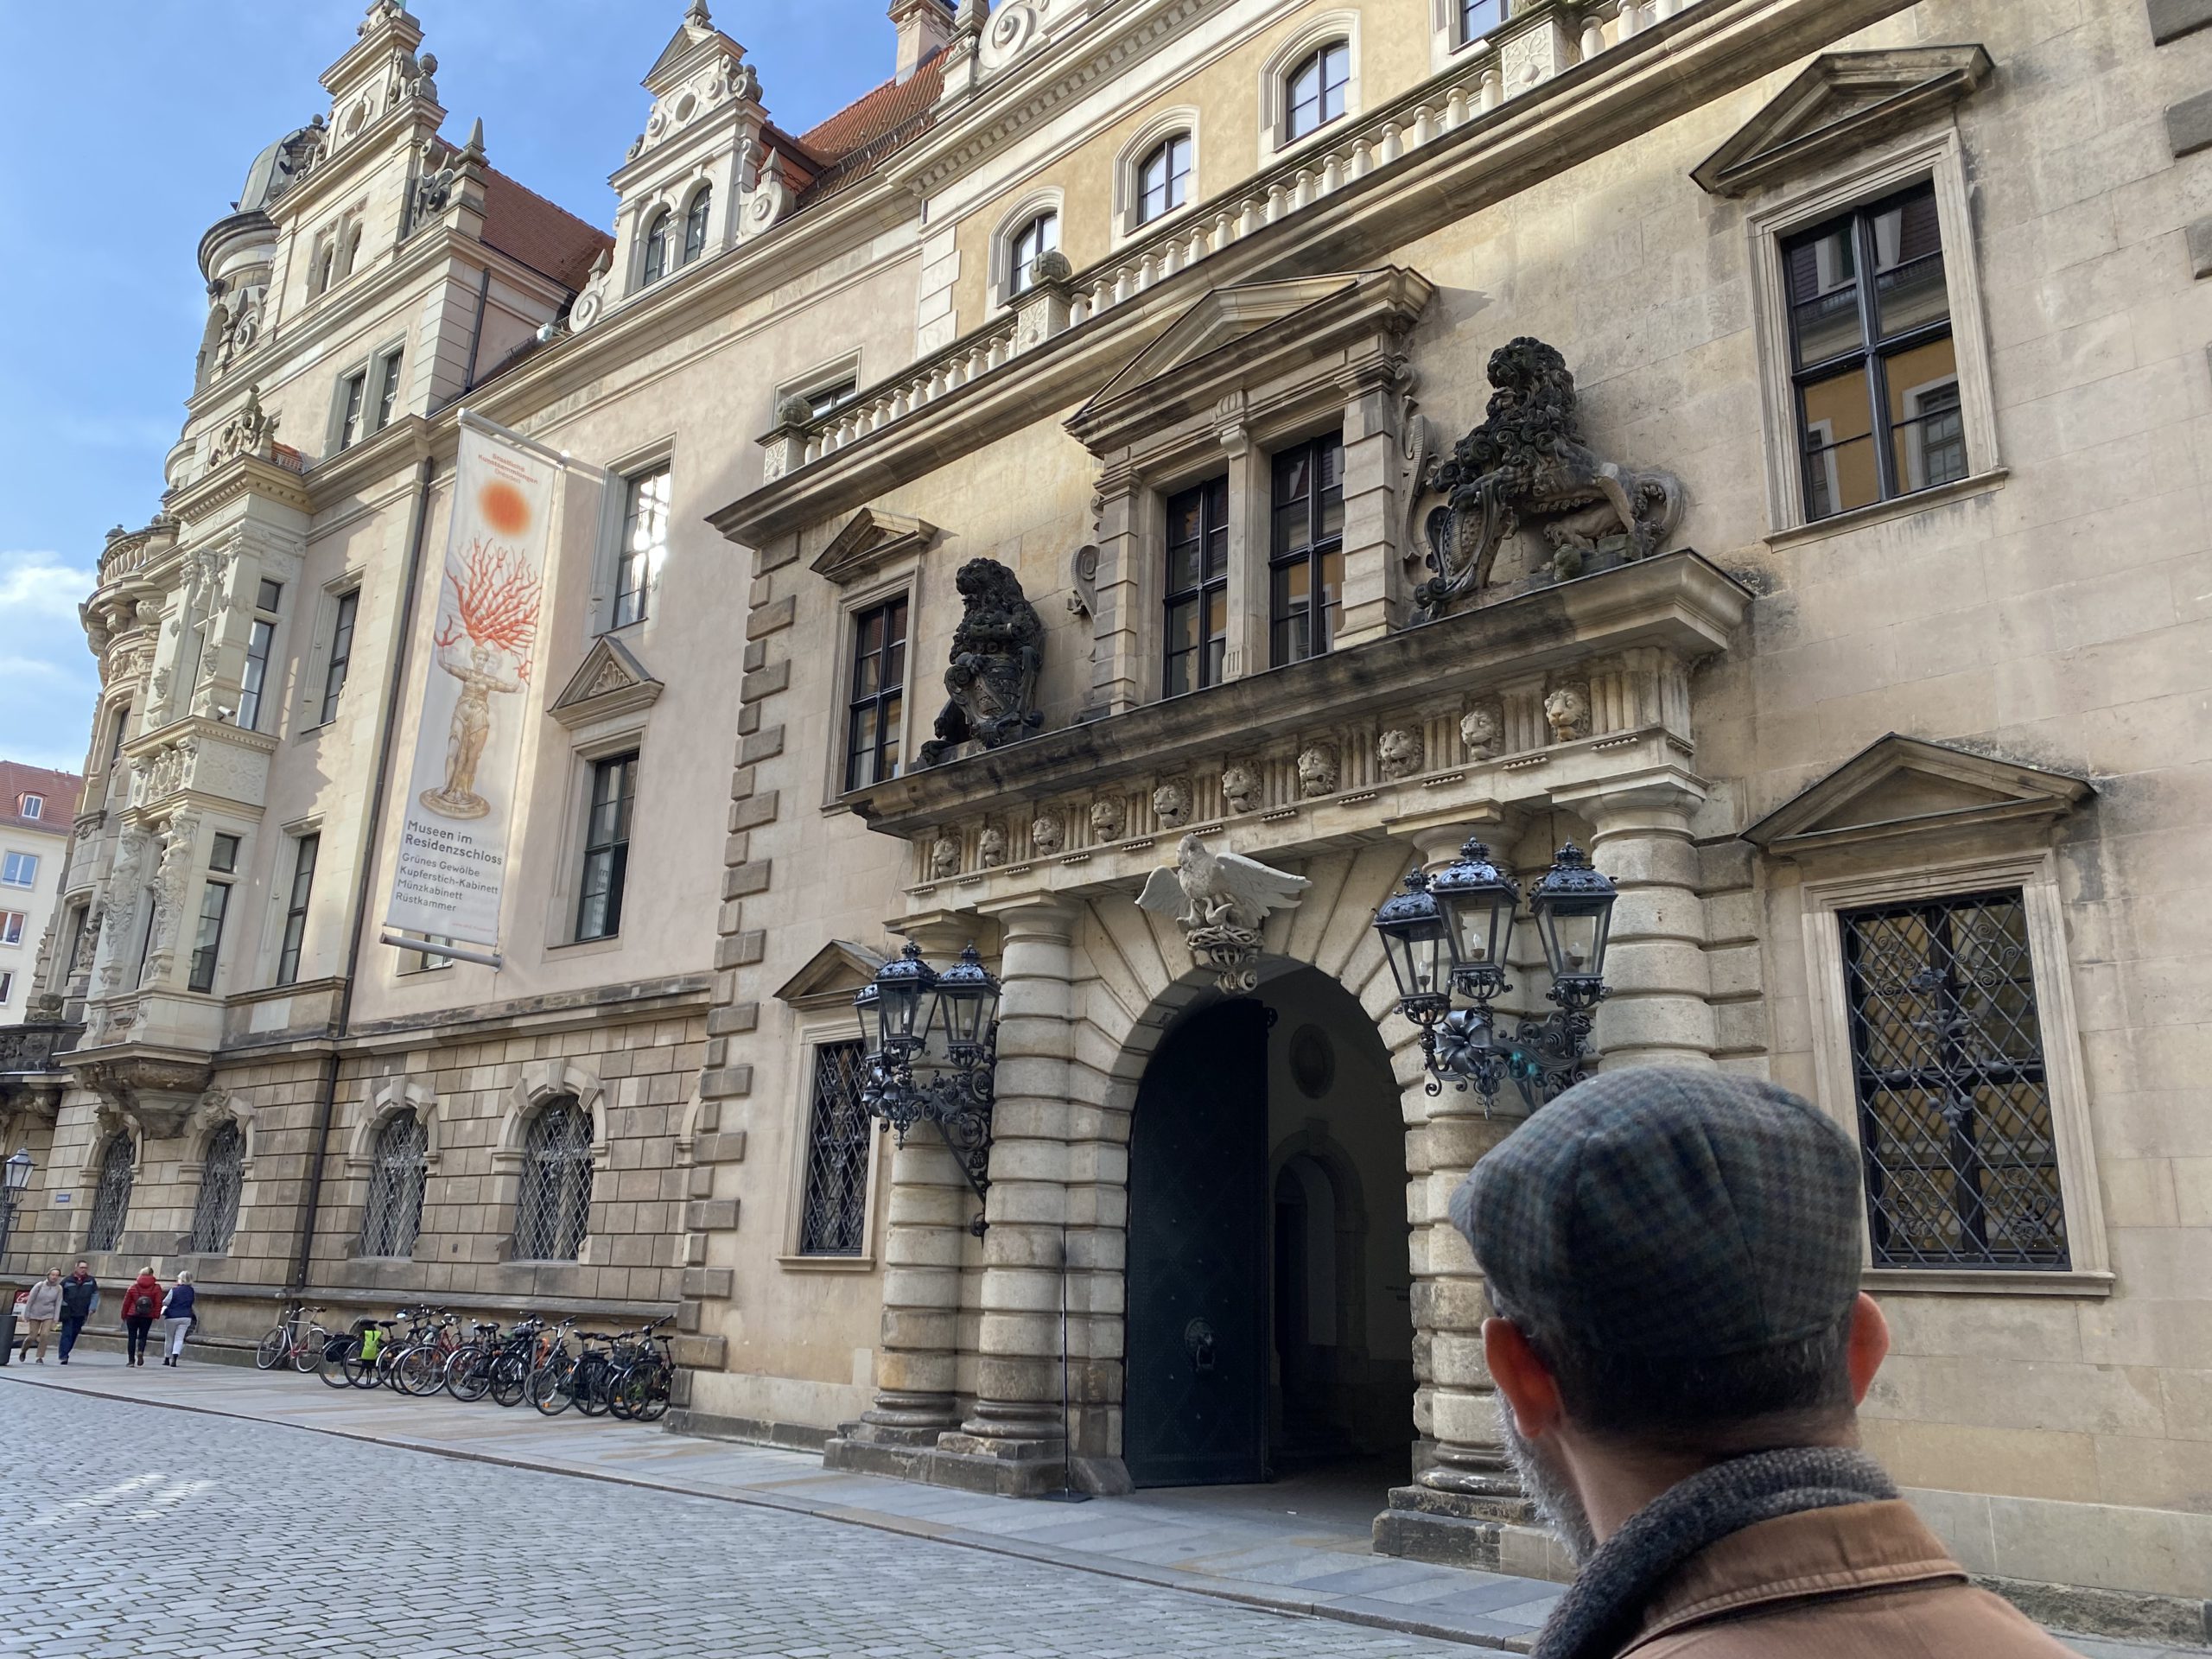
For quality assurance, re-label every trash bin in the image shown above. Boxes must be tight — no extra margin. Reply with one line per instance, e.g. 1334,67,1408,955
0,1310,16,1366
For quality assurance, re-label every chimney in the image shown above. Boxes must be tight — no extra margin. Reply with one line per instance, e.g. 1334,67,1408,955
889,0,955,84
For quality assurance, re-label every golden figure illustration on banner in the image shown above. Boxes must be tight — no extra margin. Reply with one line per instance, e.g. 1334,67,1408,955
420,534,540,821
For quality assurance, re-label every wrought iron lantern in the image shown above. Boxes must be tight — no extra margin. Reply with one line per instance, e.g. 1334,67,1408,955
1372,839,1618,1113
855,941,1001,1234
3,1149,30,1193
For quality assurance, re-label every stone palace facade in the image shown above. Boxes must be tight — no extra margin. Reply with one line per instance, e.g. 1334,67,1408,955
2,0,2207,1634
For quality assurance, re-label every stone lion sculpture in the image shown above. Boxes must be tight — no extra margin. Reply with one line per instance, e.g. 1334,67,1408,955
979,825,1008,868
1031,813,1065,855
1377,727,1425,781
1544,683,1592,743
1418,337,1685,619
1221,763,1263,815
1152,781,1192,829
1460,701,1504,760
918,558,1046,766
1296,745,1339,799
929,836,961,879
1090,798,1127,843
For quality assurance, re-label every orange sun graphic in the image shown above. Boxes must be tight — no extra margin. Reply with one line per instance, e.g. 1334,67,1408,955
480,479,531,537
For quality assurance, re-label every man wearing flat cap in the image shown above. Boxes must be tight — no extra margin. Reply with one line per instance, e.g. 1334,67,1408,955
1451,1067,2071,1658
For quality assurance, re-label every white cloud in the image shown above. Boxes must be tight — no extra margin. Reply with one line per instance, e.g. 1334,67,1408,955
0,550,102,771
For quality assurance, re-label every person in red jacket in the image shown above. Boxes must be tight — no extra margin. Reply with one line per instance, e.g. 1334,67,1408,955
118,1268,163,1367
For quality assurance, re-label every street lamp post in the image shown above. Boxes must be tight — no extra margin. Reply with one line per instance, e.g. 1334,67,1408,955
1373,840,1618,1113
0,1148,34,1266
856,942,1002,1235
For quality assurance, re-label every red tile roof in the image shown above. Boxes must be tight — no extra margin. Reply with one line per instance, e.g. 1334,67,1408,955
785,50,946,207
0,762,83,836
480,167,615,294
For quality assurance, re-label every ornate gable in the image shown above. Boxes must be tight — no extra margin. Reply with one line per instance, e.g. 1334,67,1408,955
549,635,664,730
1744,734,2091,856
812,507,939,586
1082,274,1365,410
1692,46,1994,197
774,940,886,1011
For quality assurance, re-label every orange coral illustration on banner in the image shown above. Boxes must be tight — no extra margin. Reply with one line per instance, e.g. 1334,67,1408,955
420,538,542,821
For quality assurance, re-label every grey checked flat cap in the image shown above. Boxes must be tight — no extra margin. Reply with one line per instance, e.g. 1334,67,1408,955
1449,1068,1862,1360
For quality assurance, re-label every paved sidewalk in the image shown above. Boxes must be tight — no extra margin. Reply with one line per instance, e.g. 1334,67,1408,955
1,1356,2193,1656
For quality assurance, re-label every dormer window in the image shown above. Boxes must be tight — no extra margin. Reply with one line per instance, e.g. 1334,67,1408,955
683,185,712,265
641,210,671,288
1008,211,1060,298
1285,42,1350,142
18,794,42,820
1136,135,1193,226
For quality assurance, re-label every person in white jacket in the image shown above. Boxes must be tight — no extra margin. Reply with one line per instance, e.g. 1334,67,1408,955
20,1269,64,1363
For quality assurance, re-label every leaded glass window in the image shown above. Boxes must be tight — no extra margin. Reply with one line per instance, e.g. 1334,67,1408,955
798,1042,872,1256
512,1099,594,1262
361,1113,429,1259
86,1136,135,1254
188,1122,245,1254
1840,889,2068,1269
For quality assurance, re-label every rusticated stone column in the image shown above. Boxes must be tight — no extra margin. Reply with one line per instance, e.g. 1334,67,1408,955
936,899,1078,1476
1566,777,1718,1071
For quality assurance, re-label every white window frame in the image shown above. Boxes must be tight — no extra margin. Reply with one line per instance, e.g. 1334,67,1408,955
588,437,676,639
777,353,865,426
1746,125,2003,541
1,852,36,889
778,1017,884,1269
299,576,365,733
19,794,43,820
825,565,923,809
238,579,286,735
0,910,24,946
1430,0,1509,70
1114,110,1202,245
1799,848,2110,1297
545,729,646,952
1259,13,1362,156
678,179,715,268
987,188,1065,312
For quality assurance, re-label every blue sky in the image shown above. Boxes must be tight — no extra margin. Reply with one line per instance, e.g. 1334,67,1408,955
0,0,904,772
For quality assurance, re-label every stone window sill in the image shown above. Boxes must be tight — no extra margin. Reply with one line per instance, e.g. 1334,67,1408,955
1863,1267,2113,1299
776,1252,876,1273
1766,468,2008,551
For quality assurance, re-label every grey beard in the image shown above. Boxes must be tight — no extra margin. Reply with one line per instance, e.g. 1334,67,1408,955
1497,1397,1599,1566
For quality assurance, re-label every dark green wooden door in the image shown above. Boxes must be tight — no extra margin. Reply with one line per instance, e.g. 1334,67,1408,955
1125,999,1268,1487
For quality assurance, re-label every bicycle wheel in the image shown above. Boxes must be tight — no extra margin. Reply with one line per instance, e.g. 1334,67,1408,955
293,1328,327,1376
320,1336,359,1389
396,1344,447,1396
605,1364,637,1421
573,1356,613,1418
447,1348,492,1403
487,1351,531,1408
255,1324,290,1370
526,1357,574,1416
341,1338,380,1389
630,1363,671,1425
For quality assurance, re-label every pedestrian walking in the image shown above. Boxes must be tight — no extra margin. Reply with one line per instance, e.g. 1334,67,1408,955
160,1270,196,1366
55,1261,99,1363
119,1268,163,1368
21,1269,63,1363
1451,1068,2074,1659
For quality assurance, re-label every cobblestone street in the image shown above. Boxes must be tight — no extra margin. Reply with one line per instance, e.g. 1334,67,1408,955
0,1386,1461,1659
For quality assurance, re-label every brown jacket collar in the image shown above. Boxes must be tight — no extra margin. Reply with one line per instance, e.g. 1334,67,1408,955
1624,1500,1966,1651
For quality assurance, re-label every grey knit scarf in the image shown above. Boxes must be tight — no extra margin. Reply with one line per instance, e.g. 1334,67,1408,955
1531,1446,1898,1659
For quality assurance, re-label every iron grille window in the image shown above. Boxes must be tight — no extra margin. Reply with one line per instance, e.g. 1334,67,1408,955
1137,134,1192,225
1460,0,1506,41
843,598,909,791
512,1099,594,1262
318,589,359,725
1285,41,1351,142
613,467,671,630
1008,211,1059,297
1270,433,1344,665
361,1113,429,1258
188,1122,245,1254
798,1042,873,1256
575,753,636,942
1163,476,1229,697
86,1136,135,1253
188,880,230,994
276,833,319,986
642,211,671,287
683,185,712,264
1840,889,2069,1269
1783,182,1961,521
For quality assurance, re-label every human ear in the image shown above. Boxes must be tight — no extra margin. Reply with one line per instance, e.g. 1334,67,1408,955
1484,1316,1565,1440
1846,1292,1890,1405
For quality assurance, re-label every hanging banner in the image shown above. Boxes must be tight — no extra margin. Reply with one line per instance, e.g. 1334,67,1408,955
385,420,554,954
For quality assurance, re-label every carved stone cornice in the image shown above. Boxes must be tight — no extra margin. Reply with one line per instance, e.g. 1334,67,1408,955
69,1048,216,1141
165,449,315,524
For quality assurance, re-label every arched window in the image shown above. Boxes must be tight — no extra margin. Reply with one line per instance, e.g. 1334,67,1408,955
682,185,712,265
340,219,364,278
312,238,338,297
1008,210,1059,298
641,211,671,288
512,1098,593,1262
188,1122,245,1254
1136,134,1193,226
86,1136,135,1254
361,1113,429,1259
1285,41,1351,142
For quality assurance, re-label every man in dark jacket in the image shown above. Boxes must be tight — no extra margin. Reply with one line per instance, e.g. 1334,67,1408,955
56,1261,99,1363
1452,1069,2073,1659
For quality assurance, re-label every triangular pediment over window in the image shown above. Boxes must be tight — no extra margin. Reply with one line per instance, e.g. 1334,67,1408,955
774,939,887,1011
1090,274,1365,404
1693,46,1994,197
1744,733,2091,855
549,635,664,729
812,507,938,586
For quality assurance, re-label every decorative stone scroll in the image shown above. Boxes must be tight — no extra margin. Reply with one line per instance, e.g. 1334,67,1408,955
1417,337,1685,618
918,558,1046,766
1136,834,1311,995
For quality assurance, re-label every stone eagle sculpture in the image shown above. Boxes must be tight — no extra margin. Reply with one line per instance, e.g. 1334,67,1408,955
1136,834,1311,992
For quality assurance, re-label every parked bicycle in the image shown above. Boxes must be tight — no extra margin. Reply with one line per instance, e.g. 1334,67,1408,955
254,1303,335,1375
